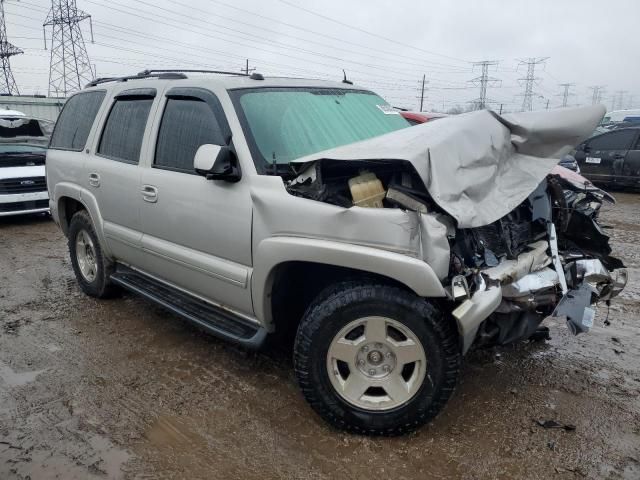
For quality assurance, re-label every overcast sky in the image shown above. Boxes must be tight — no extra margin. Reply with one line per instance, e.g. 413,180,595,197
4,0,638,113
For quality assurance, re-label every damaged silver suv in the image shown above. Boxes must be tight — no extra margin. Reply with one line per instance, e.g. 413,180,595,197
47,70,627,435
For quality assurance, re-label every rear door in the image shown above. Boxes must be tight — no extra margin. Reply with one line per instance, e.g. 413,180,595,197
622,131,640,186
576,129,637,184
87,88,157,264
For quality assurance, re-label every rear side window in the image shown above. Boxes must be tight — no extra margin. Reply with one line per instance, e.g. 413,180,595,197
588,130,636,150
98,98,153,163
50,91,105,150
154,98,225,172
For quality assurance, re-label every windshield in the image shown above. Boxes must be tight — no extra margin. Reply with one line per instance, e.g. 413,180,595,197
232,87,409,171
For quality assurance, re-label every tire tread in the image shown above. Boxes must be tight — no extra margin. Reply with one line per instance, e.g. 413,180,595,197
293,281,461,436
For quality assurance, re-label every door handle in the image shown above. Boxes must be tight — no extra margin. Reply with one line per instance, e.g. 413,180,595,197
88,172,100,187
613,154,625,159
141,184,158,203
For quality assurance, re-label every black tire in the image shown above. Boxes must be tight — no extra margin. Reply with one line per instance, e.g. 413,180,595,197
293,281,460,436
68,210,117,298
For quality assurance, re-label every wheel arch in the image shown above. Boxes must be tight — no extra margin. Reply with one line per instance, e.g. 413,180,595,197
57,196,86,236
54,186,112,258
252,236,447,333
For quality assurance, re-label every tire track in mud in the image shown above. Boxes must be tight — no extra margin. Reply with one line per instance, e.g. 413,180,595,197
1,196,640,479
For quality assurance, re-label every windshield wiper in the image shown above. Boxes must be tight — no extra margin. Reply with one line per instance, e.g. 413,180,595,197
265,160,296,178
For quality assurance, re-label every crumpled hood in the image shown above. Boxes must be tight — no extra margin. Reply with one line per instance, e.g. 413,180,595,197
0,116,53,146
292,105,605,228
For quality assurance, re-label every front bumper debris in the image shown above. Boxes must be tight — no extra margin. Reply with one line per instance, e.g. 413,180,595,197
552,259,628,334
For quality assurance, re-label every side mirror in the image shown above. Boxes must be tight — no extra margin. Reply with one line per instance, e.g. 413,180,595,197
194,144,241,183
574,143,588,156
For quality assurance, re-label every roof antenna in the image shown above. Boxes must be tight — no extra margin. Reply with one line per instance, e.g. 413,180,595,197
342,69,353,85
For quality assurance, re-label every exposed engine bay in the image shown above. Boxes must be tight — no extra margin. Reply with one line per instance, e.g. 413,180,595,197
285,157,627,353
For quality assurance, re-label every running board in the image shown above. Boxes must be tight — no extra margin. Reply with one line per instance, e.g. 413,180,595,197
110,264,267,349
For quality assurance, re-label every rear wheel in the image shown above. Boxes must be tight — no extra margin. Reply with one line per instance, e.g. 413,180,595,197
294,281,460,435
68,210,117,298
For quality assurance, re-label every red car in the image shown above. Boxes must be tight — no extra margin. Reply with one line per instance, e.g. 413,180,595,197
400,111,448,125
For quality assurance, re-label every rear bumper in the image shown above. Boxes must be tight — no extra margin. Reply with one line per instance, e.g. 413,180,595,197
0,190,49,216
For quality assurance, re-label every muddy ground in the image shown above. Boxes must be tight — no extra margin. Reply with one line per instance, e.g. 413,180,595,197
1,194,639,480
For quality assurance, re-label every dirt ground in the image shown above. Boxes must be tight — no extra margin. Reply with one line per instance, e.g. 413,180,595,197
1,194,639,480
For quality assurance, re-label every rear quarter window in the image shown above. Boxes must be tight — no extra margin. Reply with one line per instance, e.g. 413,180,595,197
49,91,106,151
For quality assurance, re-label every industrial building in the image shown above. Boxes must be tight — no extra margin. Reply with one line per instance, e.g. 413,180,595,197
0,95,65,122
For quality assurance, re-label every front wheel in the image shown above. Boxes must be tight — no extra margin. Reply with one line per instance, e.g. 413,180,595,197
293,281,461,436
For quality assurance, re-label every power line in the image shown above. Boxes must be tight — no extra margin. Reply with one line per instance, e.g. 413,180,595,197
43,0,95,96
86,0,471,77
13,0,473,104
517,57,548,111
0,0,22,94
201,0,472,71
468,60,501,110
13,2,418,85
275,0,470,64
79,0,464,81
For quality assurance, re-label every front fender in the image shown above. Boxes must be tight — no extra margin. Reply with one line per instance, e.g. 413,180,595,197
252,236,446,328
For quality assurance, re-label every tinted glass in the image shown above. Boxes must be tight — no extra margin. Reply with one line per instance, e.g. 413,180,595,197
98,98,153,163
154,98,224,172
50,91,105,150
233,88,408,167
588,130,636,150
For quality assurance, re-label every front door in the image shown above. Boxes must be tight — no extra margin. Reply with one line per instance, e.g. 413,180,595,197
139,88,254,316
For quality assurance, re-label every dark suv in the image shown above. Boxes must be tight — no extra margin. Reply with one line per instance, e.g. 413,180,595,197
574,127,640,187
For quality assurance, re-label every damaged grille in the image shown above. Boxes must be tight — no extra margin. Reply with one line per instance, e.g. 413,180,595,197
473,212,533,259
455,203,543,270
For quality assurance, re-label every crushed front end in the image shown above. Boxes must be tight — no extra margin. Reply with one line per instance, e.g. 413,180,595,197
285,105,627,354
450,167,627,352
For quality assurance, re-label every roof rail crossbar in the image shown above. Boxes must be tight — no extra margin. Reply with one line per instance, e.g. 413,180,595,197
85,68,252,89
85,71,188,88
138,69,248,77
86,77,119,87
